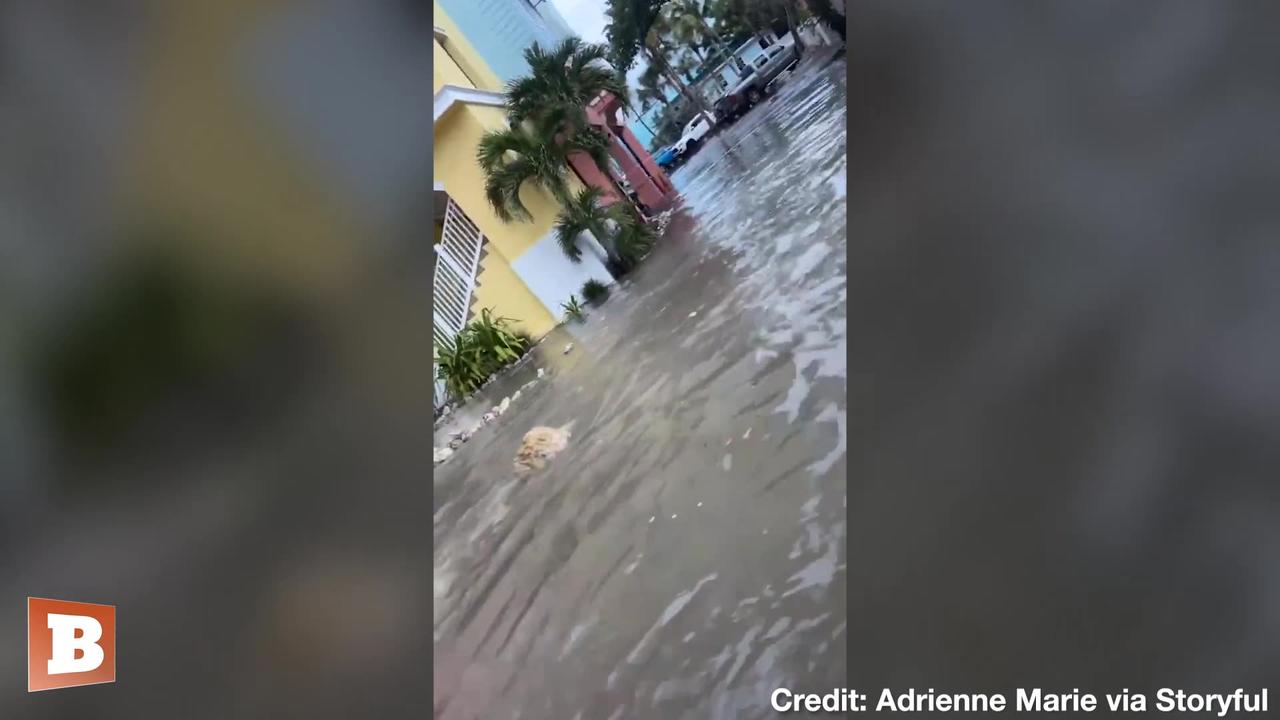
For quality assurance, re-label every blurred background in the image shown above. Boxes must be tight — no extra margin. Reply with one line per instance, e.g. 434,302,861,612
848,0,1280,703
1,0,432,715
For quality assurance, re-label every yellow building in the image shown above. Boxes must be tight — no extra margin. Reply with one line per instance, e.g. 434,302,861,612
433,7,611,345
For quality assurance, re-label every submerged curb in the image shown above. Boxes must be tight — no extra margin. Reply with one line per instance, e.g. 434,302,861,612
433,368,546,465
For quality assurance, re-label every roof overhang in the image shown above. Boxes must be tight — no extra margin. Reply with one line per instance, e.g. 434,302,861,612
433,26,448,43
433,85,506,125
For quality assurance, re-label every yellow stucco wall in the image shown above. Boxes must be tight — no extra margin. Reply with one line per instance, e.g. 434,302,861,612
470,249,557,338
435,104,572,264
436,106,560,338
433,7,503,93
434,40,475,93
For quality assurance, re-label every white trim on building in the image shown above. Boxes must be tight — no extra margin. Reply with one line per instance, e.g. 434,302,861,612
433,85,507,124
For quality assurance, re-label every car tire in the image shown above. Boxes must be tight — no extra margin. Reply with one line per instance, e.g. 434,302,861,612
747,88,762,104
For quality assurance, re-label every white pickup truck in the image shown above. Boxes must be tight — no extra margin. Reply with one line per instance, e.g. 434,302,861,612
673,112,716,157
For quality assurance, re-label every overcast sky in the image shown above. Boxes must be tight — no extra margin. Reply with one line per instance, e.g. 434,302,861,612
550,0,608,44
550,0,650,91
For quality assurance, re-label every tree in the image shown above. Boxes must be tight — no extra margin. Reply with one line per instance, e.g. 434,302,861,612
504,38,630,130
554,186,617,263
555,186,654,271
476,105,611,223
606,0,716,125
804,0,846,42
485,36,638,224
664,0,750,73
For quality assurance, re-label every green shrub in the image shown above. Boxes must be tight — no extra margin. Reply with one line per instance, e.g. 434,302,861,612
581,279,610,305
561,295,586,322
434,309,529,400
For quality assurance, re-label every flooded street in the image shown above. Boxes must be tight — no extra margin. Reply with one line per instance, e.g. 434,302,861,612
434,56,848,719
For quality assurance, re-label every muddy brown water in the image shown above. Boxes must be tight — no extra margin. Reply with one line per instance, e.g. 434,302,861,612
432,58,848,719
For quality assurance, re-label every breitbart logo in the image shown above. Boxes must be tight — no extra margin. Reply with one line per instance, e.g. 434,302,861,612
28,597,116,692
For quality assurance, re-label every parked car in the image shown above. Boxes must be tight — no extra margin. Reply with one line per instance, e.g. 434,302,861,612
713,43,801,124
654,145,678,169
673,112,716,157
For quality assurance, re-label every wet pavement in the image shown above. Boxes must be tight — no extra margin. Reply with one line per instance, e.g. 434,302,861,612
433,55,848,719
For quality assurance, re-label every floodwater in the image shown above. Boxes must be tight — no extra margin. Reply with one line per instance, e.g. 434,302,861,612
433,55,848,719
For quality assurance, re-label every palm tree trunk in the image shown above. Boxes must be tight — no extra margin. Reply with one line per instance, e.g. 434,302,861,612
783,1,806,54
646,43,715,125
632,108,658,137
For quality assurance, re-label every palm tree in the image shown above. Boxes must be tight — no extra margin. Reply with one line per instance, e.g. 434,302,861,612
476,105,611,223
485,36,637,222
504,38,630,130
554,186,653,271
664,0,750,73
553,186,616,263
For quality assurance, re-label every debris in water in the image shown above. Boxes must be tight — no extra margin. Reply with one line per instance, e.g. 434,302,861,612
563,343,574,354
498,397,511,414
513,424,572,476
536,368,545,378
743,427,752,439
434,447,453,464
688,311,697,318
649,516,655,523
697,502,703,507
671,514,678,519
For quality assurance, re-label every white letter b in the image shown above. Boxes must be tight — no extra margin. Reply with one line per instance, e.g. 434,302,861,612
47,613,104,675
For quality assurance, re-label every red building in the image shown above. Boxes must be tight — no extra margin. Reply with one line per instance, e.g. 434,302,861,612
568,92,678,214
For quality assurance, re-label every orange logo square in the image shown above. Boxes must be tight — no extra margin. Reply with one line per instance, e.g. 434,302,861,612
28,597,116,692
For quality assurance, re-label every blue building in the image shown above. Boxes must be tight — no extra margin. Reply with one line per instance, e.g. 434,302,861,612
435,0,574,84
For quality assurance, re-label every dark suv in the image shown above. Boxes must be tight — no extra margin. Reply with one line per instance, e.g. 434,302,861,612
712,43,800,123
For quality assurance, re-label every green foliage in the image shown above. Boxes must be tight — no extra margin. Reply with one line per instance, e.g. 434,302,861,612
480,37,629,226
612,212,657,269
554,186,612,263
477,108,609,223
582,279,611,305
434,309,530,400
605,0,667,72
506,38,630,127
561,295,586,322
554,186,655,270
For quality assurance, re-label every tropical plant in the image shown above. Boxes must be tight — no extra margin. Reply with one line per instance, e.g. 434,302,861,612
606,0,716,125
477,105,611,222
612,211,657,268
561,295,586,322
434,309,531,400
505,37,631,130
553,185,655,270
581,279,611,305
467,309,528,366
435,333,487,401
554,186,615,263
663,0,750,72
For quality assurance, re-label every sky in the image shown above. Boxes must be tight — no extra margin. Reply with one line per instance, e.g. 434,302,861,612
550,0,608,44
550,0,649,94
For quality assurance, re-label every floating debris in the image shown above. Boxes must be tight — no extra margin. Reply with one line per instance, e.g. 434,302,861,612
563,343,574,355
513,424,573,476
688,311,698,318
